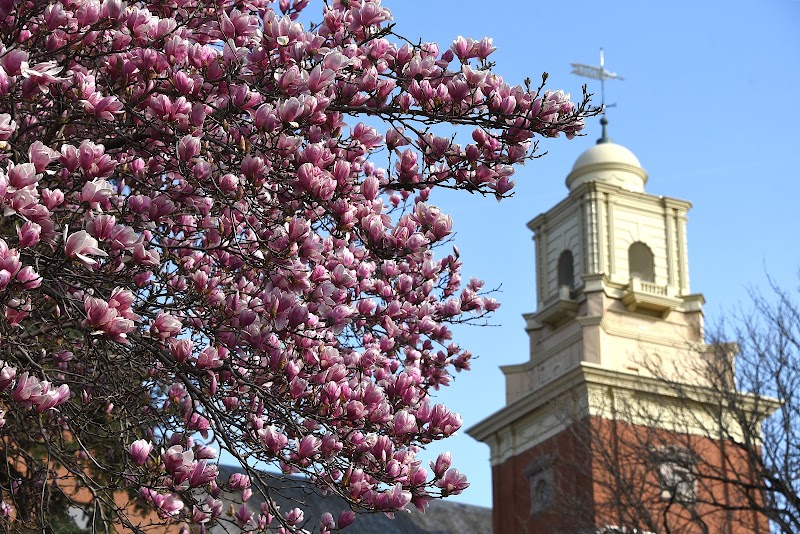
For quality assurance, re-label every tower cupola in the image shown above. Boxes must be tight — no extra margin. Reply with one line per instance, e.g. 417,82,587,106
565,136,648,193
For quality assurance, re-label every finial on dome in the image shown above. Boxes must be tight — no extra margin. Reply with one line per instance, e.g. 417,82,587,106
597,116,611,144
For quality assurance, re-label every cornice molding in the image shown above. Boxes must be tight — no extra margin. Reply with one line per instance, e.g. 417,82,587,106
528,181,692,233
467,364,780,466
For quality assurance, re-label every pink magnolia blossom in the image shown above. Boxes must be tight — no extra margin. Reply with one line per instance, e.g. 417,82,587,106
450,36,477,61
197,346,223,369
82,92,124,121
151,312,182,339
431,451,452,478
11,372,70,412
20,60,69,93
338,510,356,528
227,473,251,490
320,512,335,532
17,221,41,248
129,439,154,465
83,294,136,342
296,435,321,459
7,163,38,191
169,338,193,363
186,460,218,488
0,360,16,391
0,113,16,141
476,37,496,60
162,445,195,478
12,265,40,290
234,503,254,528
65,230,108,265
393,410,417,435
285,507,303,526
177,134,202,162
11,372,39,405
434,468,469,496
259,425,289,453
32,383,70,412
140,489,185,518
81,179,114,210
28,141,59,173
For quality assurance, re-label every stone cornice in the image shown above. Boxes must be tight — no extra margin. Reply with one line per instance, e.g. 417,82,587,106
467,364,589,443
576,315,603,327
598,320,703,350
527,181,692,233
467,364,779,465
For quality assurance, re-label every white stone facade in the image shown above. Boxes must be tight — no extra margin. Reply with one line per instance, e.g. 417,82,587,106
530,179,693,310
467,138,769,465
513,141,705,403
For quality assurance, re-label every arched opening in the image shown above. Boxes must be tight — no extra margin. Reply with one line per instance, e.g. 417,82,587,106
557,250,574,288
628,242,655,282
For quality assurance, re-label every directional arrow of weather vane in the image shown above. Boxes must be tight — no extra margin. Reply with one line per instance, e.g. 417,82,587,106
571,48,624,114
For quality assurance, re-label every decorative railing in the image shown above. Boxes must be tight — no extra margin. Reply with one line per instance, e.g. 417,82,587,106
639,280,667,295
541,292,561,307
536,285,579,326
629,276,668,296
540,285,574,307
624,276,679,317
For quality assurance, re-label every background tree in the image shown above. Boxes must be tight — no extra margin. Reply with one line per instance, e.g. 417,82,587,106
0,0,591,531
558,281,799,534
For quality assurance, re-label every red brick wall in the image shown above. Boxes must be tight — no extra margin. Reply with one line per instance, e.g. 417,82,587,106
1,464,184,532
491,421,595,533
491,417,770,534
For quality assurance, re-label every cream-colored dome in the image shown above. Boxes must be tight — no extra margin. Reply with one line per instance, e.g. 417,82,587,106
566,141,648,193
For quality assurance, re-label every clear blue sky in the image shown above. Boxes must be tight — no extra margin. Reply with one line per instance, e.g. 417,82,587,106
381,0,800,508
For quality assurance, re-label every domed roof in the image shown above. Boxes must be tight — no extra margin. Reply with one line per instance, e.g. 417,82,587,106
572,142,642,170
565,126,648,192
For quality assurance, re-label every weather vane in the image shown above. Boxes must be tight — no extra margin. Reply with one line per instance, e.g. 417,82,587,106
570,48,624,114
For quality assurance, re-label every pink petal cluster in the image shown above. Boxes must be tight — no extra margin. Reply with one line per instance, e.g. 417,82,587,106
139,488,185,518
435,468,470,496
83,289,138,342
162,445,219,489
0,239,40,290
151,312,182,339
11,371,70,412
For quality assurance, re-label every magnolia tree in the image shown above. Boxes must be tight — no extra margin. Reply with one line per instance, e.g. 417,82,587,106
0,0,590,531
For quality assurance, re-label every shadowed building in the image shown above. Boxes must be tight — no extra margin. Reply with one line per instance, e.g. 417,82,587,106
205,467,492,534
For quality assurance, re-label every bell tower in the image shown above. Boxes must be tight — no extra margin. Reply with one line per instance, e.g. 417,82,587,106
467,124,774,533
515,124,703,400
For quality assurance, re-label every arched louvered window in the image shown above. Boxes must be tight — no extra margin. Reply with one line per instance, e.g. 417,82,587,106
628,242,655,282
557,250,574,288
